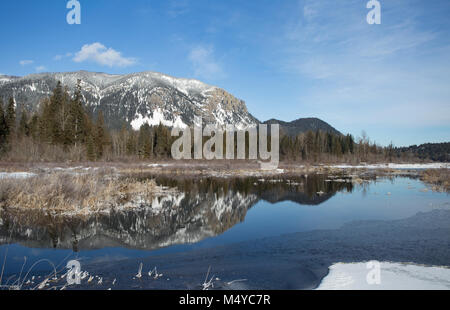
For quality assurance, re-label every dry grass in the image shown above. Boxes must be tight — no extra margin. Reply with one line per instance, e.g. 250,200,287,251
421,169,450,192
0,172,161,215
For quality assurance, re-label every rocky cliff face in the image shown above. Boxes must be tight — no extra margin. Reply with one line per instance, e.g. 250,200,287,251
0,71,258,129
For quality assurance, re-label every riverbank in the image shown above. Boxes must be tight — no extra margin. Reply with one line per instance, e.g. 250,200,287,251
0,171,177,216
0,160,448,178
0,160,448,190
0,161,448,218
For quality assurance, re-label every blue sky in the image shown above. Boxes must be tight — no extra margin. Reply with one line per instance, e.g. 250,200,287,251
0,0,449,146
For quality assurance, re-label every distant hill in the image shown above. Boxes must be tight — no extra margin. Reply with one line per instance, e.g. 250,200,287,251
0,71,258,130
263,118,342,136
395,142,450,162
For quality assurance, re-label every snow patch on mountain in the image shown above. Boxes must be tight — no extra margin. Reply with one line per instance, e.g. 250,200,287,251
0,75,16,84
158,73,216,96
131,109,188,130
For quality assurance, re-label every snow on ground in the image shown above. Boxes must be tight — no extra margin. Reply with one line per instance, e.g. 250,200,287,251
0,172,36,179
330,163,449,169
317,262,450,290
147,163,171,168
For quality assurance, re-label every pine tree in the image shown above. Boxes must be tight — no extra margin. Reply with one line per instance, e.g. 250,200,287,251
49,82,64,144
29,114,39,140
0,100,7,148
5,97,16,140
18,109,30,138
153,124,172,158
67,80,90,147
94,110,109,158
126,130,137,156
305,130,315,160
332,135,342,157
38,84,64,144
59,86,72,147
86,134,96,161
138,124,152,159
346,134,354,154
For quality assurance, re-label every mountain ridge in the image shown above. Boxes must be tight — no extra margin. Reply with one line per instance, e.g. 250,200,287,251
0,70,341,136
0,70,258,130
264,117,342,136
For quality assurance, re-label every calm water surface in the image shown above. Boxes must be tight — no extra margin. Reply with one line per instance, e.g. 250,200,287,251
0,175,448,277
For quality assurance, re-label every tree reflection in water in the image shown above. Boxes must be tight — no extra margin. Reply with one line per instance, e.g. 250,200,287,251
0,174,354,252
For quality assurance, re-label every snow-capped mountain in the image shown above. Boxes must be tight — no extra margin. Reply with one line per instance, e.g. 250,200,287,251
0,71,258,129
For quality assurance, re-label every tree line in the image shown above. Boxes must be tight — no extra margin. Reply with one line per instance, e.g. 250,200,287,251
278,130,397,163
0,80,174,161
393,143,450,162
0,80,439,163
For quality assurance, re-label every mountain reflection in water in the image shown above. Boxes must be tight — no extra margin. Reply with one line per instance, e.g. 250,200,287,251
0,175,353,251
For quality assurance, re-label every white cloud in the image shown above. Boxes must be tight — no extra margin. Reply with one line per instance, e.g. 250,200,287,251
19,60,34,66
35,66,47,72
54,53,73,61
188,45,225,80
284,0,438,80
270,0,450,145
73,43,136,67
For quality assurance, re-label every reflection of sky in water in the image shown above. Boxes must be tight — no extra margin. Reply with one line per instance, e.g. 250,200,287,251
1,177,448,275
190,177,449,246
